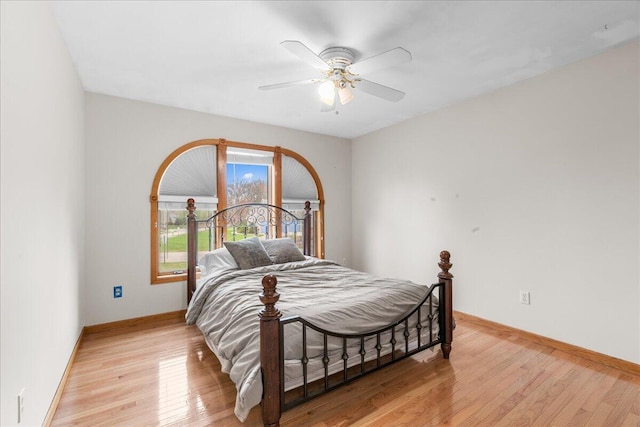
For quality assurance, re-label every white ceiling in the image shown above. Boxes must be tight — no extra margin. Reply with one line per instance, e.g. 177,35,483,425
51,1,639,139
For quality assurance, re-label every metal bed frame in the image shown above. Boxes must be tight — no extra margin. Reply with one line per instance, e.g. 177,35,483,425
185,199,453,427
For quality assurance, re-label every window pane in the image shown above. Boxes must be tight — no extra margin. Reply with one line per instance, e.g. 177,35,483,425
160,145,216,197
282,154,317,202
283,208,317,257
226,163,268,205
158,207,216,274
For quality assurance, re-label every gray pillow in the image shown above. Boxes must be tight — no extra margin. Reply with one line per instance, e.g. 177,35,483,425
261,238,306,264
224,237,273,270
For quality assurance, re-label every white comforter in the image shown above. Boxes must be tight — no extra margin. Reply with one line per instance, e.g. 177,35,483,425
186,258,437,421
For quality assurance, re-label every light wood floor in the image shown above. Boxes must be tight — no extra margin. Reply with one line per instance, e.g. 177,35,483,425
51,314,640,426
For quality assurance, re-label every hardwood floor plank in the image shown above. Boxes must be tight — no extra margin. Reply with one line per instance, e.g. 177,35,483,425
586,401,615,426
604,380,639,426
548,363,610,425
621,411,640,426
49,314,640,426
525,366,598,425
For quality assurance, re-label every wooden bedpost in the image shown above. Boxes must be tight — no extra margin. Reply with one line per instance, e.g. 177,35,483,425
303,201,311,256
186,198,197,304
438,250,454,359
260,275,282,427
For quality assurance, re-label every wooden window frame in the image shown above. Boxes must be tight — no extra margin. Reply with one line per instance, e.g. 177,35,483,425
150,138,325,284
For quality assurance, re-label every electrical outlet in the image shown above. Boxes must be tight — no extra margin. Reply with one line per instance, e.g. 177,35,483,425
520,290,530,305
113,286,123,298
18,388,24,424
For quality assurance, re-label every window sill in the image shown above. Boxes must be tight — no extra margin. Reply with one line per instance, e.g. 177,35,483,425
151,271,200,285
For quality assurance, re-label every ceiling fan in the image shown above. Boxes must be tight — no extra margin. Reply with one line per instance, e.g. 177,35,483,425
259,40,412,111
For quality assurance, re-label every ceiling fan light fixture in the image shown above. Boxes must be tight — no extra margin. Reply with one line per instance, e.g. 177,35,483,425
319,80,336,106
338,86,354,105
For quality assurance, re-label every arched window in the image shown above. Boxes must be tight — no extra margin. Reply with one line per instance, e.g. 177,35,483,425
150,138,324,284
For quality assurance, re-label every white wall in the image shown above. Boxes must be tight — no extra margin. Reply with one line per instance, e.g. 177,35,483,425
85,93,351,325
0,2,85,426
352,41,639,363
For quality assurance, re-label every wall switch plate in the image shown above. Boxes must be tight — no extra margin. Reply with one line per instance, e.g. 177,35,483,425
520,290,530,305
113,286,123,298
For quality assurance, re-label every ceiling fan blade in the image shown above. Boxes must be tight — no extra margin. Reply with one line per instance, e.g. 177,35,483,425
281,40,332,72
258,78,322,90
347,47,412,76
355,79,406,102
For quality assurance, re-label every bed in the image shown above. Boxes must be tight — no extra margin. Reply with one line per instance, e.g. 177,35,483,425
184,199,454,427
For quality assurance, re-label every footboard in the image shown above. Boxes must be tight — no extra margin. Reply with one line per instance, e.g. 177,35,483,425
259,251,454,427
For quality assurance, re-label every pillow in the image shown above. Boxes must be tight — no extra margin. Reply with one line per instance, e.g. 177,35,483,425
224,237,272,270
261,238,306,264
198,247,239,276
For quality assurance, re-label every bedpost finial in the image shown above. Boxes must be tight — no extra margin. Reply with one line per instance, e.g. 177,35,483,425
187,198,196,216
438,250,453,279
262,274,277,292
260,275,281,319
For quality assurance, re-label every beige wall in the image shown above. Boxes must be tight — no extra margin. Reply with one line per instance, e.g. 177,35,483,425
352,40,640,363
84,93,352,325
1,2,85,425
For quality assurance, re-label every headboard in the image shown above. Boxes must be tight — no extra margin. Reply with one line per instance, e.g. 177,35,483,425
186,199,313,303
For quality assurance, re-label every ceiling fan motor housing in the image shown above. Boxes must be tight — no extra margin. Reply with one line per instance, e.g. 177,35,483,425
319,47,355,70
